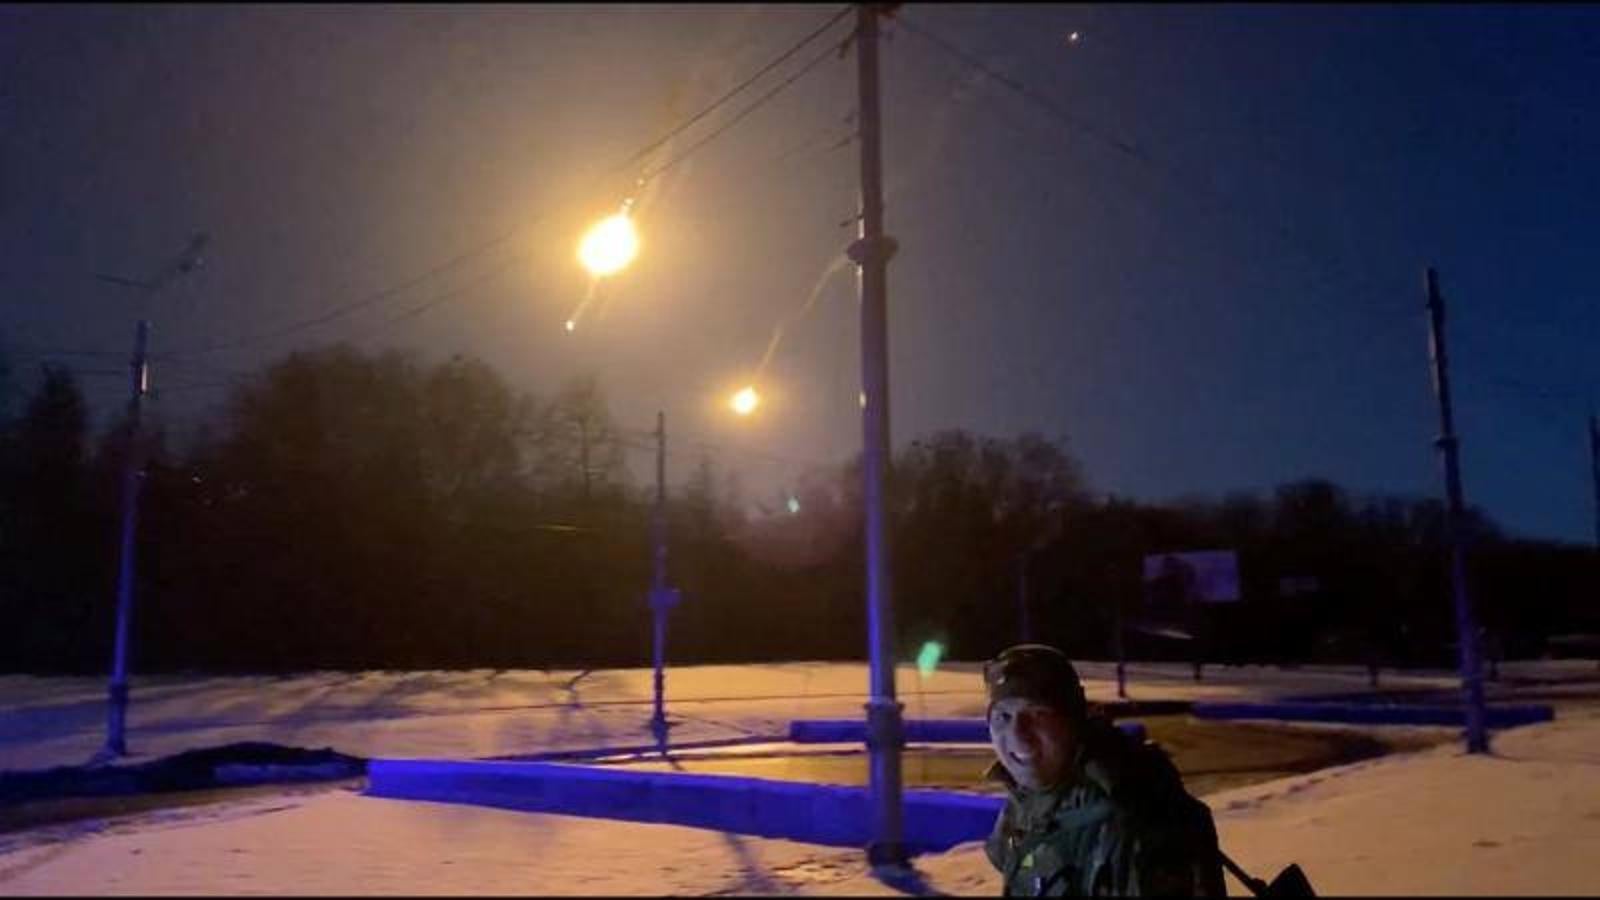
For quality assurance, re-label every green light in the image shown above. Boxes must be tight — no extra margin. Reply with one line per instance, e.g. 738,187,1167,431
916,640,944,678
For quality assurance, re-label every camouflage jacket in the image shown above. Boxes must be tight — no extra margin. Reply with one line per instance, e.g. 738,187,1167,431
984,718,1226,897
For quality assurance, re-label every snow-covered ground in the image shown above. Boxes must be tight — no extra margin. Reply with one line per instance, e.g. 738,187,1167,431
2,659,1597,895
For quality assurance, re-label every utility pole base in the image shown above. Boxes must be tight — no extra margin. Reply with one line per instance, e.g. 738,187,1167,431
1463,714,1489,754
863,697,906,866
104,680,130,759
867,841,911,869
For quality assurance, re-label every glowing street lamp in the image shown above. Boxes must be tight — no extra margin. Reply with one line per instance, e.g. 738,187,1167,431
730,385,760,416
577,211,640,277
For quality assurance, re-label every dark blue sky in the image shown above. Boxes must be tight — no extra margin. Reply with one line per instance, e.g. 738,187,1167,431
3,4,1597,543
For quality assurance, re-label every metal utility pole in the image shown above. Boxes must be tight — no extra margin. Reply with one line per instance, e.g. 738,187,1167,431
1590,409,1600,676
1589,410,1599,550
104,319,150,759
1015,553,1032,643
1424,267,1490,754
1189,591,1204,683
1113,594,1128,699
580,419,592,502
848,2,906,869
95,232,207,762
647,410,678,747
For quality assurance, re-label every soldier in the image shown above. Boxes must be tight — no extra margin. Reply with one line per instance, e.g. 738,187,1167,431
983,644,1225,896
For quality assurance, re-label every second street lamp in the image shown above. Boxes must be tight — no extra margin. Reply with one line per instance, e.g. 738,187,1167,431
646,410,679,748
568,215,680,746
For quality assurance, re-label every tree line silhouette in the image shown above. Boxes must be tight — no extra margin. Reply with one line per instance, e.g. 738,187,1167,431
1,345,1595,674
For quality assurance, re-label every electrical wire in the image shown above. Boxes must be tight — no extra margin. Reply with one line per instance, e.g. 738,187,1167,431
636,33,851,187
152,381,242,395
194,23,852,355
1466,374,1588,448
336,248,530,345
36,368,128,378
157,358,257,381
1476,372,1591,405
620,5,853,172
614,429,836,474
6,346,125,359
153,239,524,359
893,11,1404,326
770,123,855,168
152,6,854,362
892,14,1146,162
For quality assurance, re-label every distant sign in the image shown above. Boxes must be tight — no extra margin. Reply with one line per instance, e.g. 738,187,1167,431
1142,550,1240,604
648,586,682,610
1278,575,1320,598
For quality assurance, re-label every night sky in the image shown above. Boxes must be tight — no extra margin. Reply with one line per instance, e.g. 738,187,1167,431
3,4,1597,543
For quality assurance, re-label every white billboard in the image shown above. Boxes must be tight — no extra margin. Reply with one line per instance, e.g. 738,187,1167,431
1142,550,1240,604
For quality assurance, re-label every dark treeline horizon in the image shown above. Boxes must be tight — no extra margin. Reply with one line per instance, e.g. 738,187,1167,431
1,345,1596,676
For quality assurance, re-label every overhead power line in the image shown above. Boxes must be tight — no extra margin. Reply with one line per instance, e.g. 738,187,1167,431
7,346,126,360
893,11,1403,326
621,5,853,172
153,5,853,362
152,381,241,396
183,19,852,356
338,250,530,346
892,14,1147,162
1471,371,1594,406
154,239,524,360
612,426,836,473
637,32,852,186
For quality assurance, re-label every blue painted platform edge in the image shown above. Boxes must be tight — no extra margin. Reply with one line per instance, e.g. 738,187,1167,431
1190,702,1554,728
482,733,787,763
366,757,1002,853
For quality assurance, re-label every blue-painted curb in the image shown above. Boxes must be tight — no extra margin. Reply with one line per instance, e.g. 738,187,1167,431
484,734,785,763
1191,702,1554,728
788,718,1148,745
366,758,1002,853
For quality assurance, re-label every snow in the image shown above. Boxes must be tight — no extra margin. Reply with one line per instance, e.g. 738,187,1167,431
1,659,1597,895
1204,704,1600,896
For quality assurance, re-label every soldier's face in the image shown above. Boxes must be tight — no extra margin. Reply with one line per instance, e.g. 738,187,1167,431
988,697,1076,790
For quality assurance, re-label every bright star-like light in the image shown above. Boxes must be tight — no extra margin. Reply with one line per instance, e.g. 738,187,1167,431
577,212,639,277
731,386,760,416
786,496,801,515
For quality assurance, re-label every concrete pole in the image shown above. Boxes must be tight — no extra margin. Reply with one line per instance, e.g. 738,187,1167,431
649,410,669,746
1424,267,1490,754
1015,553,1032,644
104,319,149,759
1114,591,1128,699
849,2,906,869
1591,410,1599,674
1589,411,1599,550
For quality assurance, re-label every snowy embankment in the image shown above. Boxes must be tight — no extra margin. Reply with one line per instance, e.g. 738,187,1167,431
0,660,1596,895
